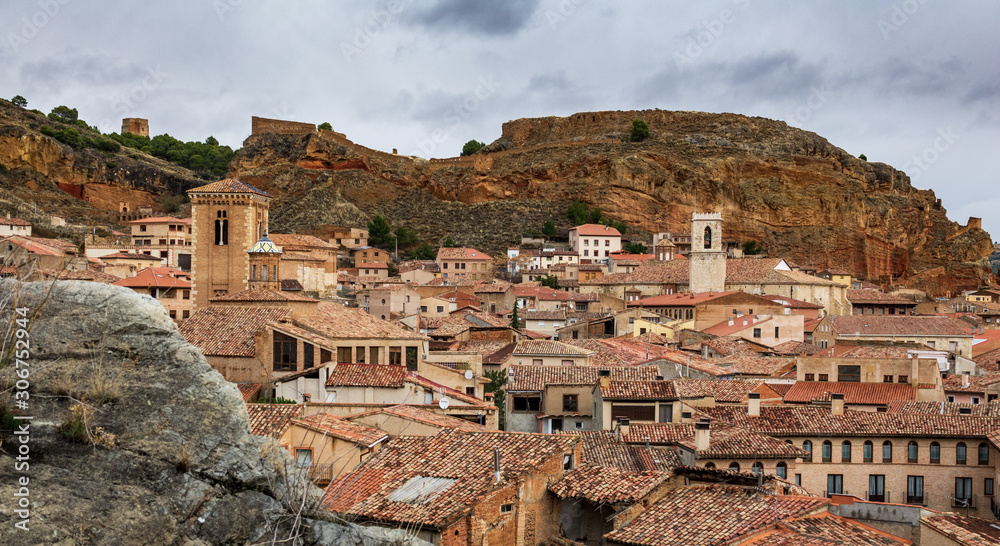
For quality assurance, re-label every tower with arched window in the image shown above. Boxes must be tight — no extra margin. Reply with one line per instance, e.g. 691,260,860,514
248,231,282,291
689,212,726,293
188,178,272,310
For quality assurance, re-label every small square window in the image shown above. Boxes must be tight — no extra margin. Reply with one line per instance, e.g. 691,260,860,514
805,374,815,381
898,375,908,383
500,503,514,513
818,374,829,382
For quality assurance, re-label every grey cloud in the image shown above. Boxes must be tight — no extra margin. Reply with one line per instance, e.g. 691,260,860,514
405,0,541,36
19,49,151,89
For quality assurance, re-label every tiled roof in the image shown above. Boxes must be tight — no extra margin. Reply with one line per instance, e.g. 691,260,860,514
358,262,388,268
281,252,325,262
326,364,408,387
237,383,261,402
568,430,679,472
268,233,336,249
846,289,915,305
549,463,669,505
0,217,31,226
41,269,121,284
570,223,622,236
508,365,659,392
745,513,911,545
703,315,774,337
701,404,1000,439
512,340,593,357
942,371,1000,394
100,252,162,261
623,422,809,459
436,247,491,260
632,331,669,345
180,307,290,357
473,280,512,293
629,291,739,307
295,301,427,340
974,347,1000,371
688,336,773,357
292,413,389,447
600,380,678,400
604,485,827,546
323,430,579,527
245,403,303,438
128,216,188,224
761,295,824,309
522,310,566,320
920,514,1000,545
210,289,317,302
454,341,517,364
560,339,631,367
112,267,191,289
771,341,823,356
829,315,972,337
188,178,271,197
376,405,485,431
716,356,795,377
886,400,1000,416
783,381,916,405
673,379,769,403
1,235,65,256
281,279,304,291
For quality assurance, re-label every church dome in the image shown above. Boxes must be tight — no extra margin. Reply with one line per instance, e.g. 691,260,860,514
248,232,282,254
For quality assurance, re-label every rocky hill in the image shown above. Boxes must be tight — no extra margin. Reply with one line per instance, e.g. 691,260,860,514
229,110,994,295
0,100,203,235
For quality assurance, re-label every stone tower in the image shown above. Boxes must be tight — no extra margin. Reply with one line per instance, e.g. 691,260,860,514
247,231,282,291
688,212,726,294
188,179,272,310
121,118,149,137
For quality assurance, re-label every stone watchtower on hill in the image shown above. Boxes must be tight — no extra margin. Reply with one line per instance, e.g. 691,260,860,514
689,212,726,293
121,118,149,137
187,179,272,311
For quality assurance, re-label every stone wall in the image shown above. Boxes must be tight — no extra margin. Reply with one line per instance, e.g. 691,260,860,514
252,116,317,135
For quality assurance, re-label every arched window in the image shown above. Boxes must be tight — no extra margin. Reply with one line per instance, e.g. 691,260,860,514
822,440,832,462
261,266,267,281
704,226,712,249
863,441,873,462
908,441,918,463
272,265,277,281
704,462,716,469
251,264,257,280
842,441,852,463
752,462,764,475
957,442,967,465
729,462,740,472
882,441,892,463
802,440,813,462
215,210,228,246
776,462,787,479
979,442,990,465
930,442,940,464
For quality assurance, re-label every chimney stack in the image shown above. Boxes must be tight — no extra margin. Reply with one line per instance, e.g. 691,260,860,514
831,393,845,416
618,417,630,439
494,448,501,483
695,420,711,451
599,369,611,389
962,372,970,388
748,392,761,417
728,317,734,326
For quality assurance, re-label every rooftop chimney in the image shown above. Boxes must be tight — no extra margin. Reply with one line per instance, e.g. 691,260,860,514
599,369,611,389
695,420,711,451
728,318,734,326
748,392,761,417
618,417,630,439
494,448,501,483
831,393,845,416
962,372,970,388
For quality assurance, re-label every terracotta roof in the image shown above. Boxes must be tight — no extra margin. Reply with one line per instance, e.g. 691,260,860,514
508,365,659,392
512,340,593,357
522,310,567,320
829,315,972,337
281,279,304,291
846,289,916,305
41,269,121,284
942,371,1000,394
436,247,491,260
323,430,580,527
112,267,191,289
886,400,1000,416
703,315,775,337
326,364,408,387
716,356,795,377
0,217,31,226
267,233,336,248
601,380,678,400
761,295,824,309
127,216,185,224
237,383,262,402
245,403,303,438
783,381,916,405
180,307,290,357
100,252,162,261
292,413,389,447
209,289,317,302
771,341,823,355
700,404,1000,439
358,262,388,269
473,280,512,293
974,347,1000,371
686,336,774,357
295,301,427,340
920,514,1000,545
560,339,631,367
744,513,912,545
281,252,325,262
568,430,679,472
570,224,622,236
604,485,827,546
629,291,739,307
188,178,271,197
454,341,517,364
374,405,485,431
623,422,809,459
673,378,770,403
549,463,669,505
1,235,66,256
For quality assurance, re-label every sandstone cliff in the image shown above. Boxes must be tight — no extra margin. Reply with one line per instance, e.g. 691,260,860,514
228,110,994,295
0,280,427,545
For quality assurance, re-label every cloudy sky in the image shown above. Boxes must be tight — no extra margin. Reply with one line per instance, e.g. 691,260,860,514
2,1,998,238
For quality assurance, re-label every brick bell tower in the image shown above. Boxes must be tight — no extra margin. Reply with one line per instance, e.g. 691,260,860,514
688,212,726,294
247,231,282,291
188,178,272,310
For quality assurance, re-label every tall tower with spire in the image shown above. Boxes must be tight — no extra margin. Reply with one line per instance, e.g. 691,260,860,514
248,232,282,291
688,212,726,293
187,178,272,310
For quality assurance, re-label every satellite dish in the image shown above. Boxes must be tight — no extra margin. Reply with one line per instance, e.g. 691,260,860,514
464,370,474,380
438,397,450,410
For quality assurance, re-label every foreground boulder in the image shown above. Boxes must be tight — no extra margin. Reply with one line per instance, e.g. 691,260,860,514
0,280,427,545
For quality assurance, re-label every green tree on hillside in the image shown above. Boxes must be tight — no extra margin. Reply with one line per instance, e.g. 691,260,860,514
567,201,588,225
742,241,764,256
10,95,27,108
367,215,393,247
318,122,333,131
410,242,435,260
630,119,650,142
540,275,559,289
541,220,557,238
442,236,457,248
484,370,508,430
624,242,647,254
461,140,484,156
510,301,522,330
48,105,78,124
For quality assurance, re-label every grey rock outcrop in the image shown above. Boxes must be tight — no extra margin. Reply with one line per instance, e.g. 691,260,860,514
0,280,428,546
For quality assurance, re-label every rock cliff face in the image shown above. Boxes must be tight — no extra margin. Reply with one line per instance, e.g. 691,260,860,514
228,110,993,295
0,280,427,545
